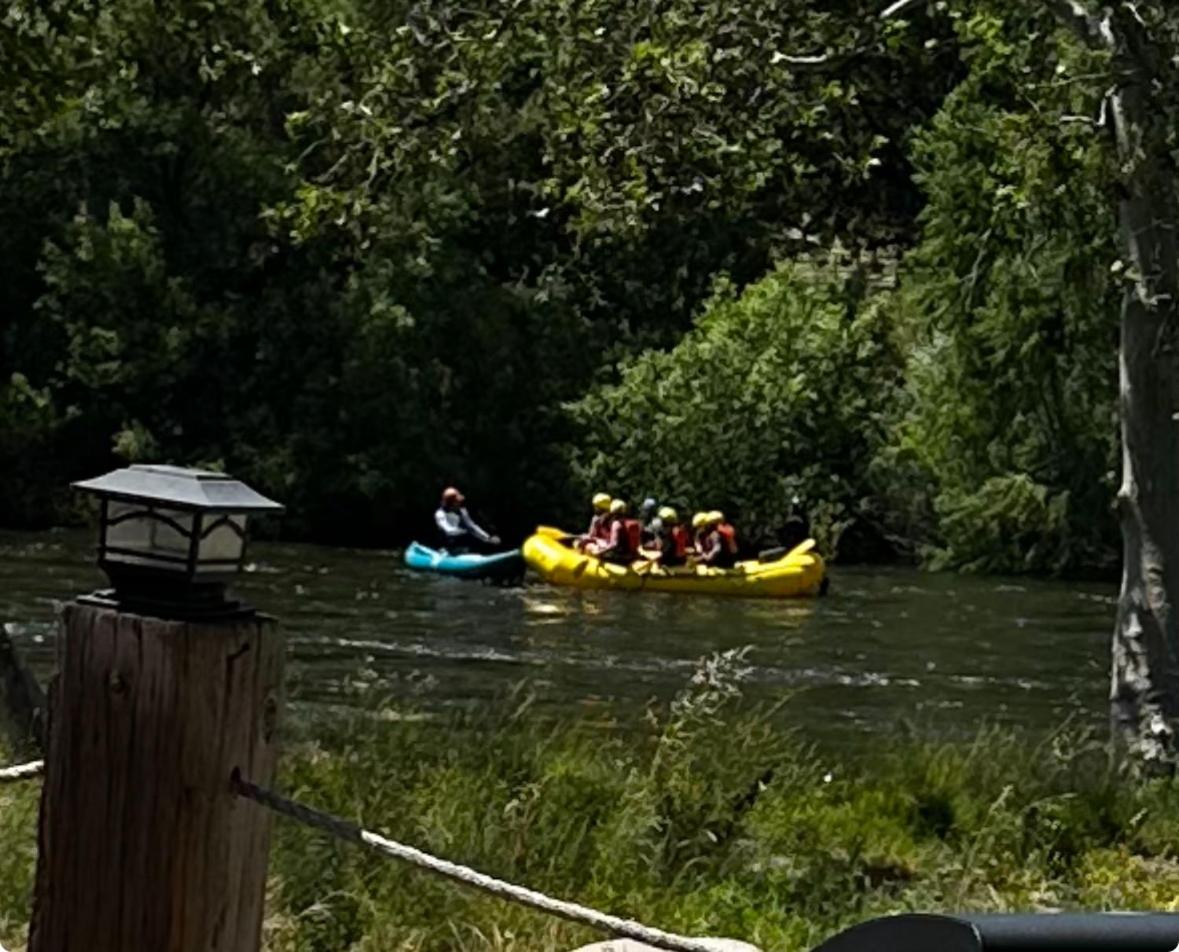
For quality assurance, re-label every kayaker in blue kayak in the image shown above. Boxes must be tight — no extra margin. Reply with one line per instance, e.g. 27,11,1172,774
435,487,500,553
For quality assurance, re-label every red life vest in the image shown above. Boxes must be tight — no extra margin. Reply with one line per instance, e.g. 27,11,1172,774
589,513,611,542
622,518,642,554
716,522,738,554
670,524,689,558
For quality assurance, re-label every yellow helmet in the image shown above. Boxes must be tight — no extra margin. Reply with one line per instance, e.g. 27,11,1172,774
657,506,678,523
707,510,724,525
610,499,628,515
692,511,709,529
592,492,612,511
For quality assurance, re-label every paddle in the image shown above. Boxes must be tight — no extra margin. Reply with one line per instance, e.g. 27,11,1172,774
789,538,817,557
759,538,816,563
629,545,666,576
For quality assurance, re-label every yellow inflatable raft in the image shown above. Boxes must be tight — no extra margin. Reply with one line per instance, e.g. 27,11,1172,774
522,527,826,599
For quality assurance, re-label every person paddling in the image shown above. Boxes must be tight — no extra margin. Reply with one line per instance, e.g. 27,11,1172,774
691,511,710,553
589,499,642,564
698,510,738,569
654,507,689,567
639,496,661,545
435,487,500,553
577,492,614,551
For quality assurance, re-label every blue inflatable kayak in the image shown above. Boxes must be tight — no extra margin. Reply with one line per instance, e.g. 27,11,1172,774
403,542,524,581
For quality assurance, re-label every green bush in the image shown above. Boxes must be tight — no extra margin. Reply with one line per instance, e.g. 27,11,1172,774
0,374,68,528
567,255,901,556
871,5,1121,574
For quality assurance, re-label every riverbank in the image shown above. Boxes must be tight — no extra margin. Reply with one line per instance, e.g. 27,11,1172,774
2,662,1177,951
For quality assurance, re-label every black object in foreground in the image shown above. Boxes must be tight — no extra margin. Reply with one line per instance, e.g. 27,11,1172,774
813,913,1179,951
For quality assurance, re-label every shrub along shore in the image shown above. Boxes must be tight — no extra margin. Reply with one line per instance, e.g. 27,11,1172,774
2,663,1177,951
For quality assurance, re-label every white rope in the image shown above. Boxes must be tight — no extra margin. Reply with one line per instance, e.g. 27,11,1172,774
0,760,43,783
234,772,727,952
0,760,729,949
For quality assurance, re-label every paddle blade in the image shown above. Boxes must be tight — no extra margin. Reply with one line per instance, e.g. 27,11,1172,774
759,538,817,564
788,538,817,558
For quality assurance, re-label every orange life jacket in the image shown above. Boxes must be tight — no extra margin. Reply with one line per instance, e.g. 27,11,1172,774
716,522,738,554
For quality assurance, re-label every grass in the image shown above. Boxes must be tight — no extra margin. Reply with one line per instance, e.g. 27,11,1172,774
0,754,36,949
3,650,1179,951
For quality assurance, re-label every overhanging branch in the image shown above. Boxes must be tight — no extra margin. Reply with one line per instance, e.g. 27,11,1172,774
770,51,835,67
771,0,931,71
880,0,932,19
1044,0,1116,51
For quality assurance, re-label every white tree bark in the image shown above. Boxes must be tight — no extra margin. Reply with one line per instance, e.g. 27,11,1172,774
1105,68,1179,768
1045,1,1179,767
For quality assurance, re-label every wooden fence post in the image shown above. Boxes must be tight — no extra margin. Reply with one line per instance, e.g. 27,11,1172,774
28,602,284,952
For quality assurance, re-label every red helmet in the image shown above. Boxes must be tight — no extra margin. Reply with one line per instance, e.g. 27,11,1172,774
441,486,464,504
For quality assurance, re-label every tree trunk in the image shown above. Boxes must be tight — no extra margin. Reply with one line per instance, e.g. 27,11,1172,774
1106,35,1179,767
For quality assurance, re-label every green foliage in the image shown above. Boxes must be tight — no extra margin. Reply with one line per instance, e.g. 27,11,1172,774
0,0,1166,574
568,256,901,555
0,0,957,547
872,3,1122,574
0,374,68,527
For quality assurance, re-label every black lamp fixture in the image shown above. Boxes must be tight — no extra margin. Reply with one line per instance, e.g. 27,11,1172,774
73,464,284,620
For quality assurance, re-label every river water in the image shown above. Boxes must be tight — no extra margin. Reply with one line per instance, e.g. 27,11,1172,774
0,528,1117,749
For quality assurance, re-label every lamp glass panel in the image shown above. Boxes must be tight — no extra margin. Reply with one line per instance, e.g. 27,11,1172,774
196,515,247,572
105,502,195,567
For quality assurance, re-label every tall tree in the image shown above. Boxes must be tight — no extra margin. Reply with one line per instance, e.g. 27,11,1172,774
1044,1,1179,768
882,0,1179,764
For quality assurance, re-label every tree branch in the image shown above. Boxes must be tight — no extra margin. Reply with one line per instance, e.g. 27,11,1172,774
1111,4,1159,73
1060,87,1115,130
1044,0,1116,51
880,0,932,19
770,52,833,66
772,0,931,71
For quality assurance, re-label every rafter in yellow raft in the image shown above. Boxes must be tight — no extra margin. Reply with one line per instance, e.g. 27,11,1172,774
522,526,825,599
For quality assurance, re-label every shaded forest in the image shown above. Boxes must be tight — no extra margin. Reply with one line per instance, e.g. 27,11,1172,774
0,1,1131,572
